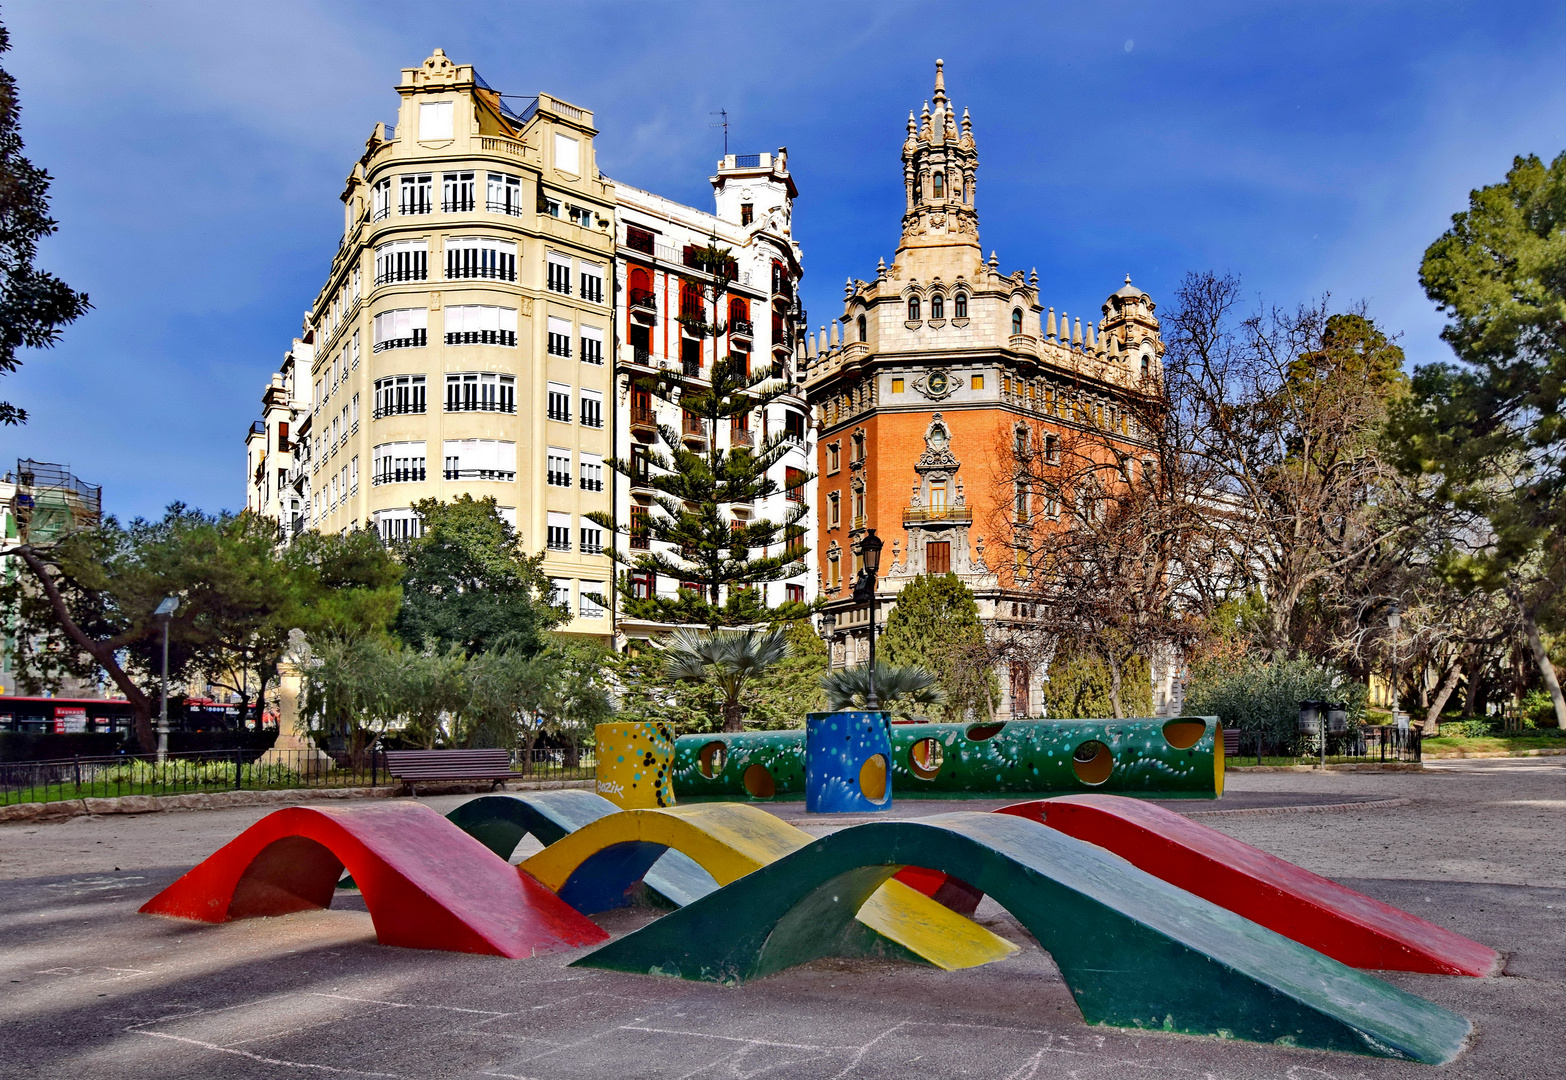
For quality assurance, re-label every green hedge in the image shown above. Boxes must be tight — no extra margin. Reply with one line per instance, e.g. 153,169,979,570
1185,657,1366,738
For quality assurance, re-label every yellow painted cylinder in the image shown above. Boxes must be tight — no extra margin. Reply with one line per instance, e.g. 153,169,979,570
594,723,676,809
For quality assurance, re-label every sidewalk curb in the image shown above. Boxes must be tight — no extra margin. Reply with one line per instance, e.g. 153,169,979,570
1423,748,1566,760
1185,797,1412,818
1228,762,1425,773
0,778,594,825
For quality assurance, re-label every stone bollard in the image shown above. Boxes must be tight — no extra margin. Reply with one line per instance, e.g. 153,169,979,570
805,711,892,813
594,722,675,809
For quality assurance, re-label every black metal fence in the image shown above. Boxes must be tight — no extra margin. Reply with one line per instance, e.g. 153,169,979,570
1228,725,1421,766
0,743,596,808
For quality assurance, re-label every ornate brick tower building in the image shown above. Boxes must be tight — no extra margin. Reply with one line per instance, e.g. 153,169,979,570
803,61,1164,719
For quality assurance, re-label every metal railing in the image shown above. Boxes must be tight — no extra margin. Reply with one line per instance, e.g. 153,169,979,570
1227,727,1422,766
730,319,754,337
629,289,657,309
903,506,974,525
0,744,598,807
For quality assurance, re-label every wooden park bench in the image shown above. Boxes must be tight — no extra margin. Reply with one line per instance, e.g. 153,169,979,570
1222,727,1240,757
383,749,516,795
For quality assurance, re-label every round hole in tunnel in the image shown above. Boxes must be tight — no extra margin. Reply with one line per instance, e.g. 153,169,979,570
1071,740,1113,786
742,763,776,798
859,754,888,802
965,722,1006,742
1162,719,1206,750
698,741,728,778
908,737,944,780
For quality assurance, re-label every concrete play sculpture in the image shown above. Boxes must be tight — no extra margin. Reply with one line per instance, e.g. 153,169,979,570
805,711,892,812
998,795,1501,976
520,801,1018,971
447,790,719,907
574,811,1471,1064
140,803,607,958
594,722,676,808
673,717,1223,800
674,728,806,799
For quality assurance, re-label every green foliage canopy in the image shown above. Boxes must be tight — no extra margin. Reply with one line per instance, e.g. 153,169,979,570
395,495,566,655
880,573,995,720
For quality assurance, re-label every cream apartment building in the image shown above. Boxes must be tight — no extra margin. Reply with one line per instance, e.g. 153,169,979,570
247,50,616,638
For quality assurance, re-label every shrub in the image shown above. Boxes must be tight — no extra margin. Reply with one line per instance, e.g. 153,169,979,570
1438,719,1495,738
1185,656,1366,738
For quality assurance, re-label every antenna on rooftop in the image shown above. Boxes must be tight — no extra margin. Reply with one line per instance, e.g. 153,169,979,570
710,109,729,156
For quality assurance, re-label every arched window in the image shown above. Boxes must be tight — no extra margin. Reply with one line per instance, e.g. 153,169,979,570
932,171,944,198
857,314,867,342
959,177,967,203
908,296,921,321
953,292,967,319
729,297,748,324
930,294,944,320
629,266,651,298
1011,308,1023,335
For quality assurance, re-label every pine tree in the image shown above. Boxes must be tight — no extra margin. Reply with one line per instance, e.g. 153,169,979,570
0,20,91,425
593,241,812,628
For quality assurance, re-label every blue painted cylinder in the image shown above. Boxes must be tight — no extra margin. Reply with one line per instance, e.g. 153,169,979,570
805,711,893,813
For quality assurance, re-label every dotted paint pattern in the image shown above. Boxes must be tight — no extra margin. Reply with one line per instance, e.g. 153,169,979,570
673,717,1220,800
804,711,893,813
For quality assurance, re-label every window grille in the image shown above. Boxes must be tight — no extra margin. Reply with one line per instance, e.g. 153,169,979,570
399,173,433,215
375,239,428,284
445,237,516,281
372,308,427,351
444,372,515,413
372,441,426,484
441,439,516,481
547,383,571,422
444,305,517,346
441,171,475,212
486,173,523,216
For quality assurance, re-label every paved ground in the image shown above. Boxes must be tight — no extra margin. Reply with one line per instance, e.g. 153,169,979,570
1,759,1562,1079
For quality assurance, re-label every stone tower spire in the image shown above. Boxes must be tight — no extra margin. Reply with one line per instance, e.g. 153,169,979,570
896,59,981,276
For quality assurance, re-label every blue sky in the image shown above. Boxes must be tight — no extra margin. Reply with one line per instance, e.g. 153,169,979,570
3,1,1563,521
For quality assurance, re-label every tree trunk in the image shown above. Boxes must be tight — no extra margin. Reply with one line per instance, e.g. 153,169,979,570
1104,649,1125,720
722,697,743,732
1423,657,1465,735
14,546,156,751
1510,588,1566,729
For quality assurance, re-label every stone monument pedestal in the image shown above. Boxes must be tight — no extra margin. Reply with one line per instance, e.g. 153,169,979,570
257,662,334,775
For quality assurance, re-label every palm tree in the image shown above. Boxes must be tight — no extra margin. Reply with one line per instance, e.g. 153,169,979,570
662,627,791,731
821,662,946,723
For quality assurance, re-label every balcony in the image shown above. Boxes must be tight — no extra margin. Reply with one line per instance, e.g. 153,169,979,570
730,319,754,342
547,471,571,487
580,477,604,492
682,417,708,445
903,505,974,526
373,329,427,353
630,404,658,433
441,197,476,213
445,329,516,347
629,289,657,322
683,358,702,379
375,402,427,419
445,398,514,414
630,468,655,491
625,345,655,370
729,427,754,448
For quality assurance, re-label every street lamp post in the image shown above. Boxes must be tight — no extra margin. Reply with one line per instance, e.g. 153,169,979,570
820,608,837,666
854,529,885,712
154,596,180,762
1387,601,1403,730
